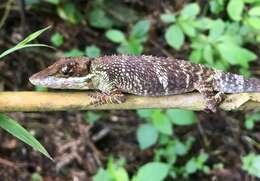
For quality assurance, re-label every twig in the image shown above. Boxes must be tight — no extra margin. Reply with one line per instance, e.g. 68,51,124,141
1,91,260,112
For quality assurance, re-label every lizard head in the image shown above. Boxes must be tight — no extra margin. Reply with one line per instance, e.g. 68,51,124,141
29,57,95,89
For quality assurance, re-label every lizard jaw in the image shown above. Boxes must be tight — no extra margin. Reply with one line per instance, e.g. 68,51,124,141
29,74,94,90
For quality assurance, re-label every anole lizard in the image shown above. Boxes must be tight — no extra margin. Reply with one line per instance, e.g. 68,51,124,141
29,55,260,112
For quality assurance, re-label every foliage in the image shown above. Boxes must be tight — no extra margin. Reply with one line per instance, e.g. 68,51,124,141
242,153,260,178
105,20,150,55
51,32,64,47
93,158,169,181
0,27,52,159
244,112,260,129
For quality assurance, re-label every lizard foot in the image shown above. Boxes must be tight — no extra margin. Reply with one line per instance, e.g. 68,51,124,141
90,92,126,106
195,82,225,112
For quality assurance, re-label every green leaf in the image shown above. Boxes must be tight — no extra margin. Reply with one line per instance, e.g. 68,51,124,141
165,25,184,50
189,49,202,64
117,39,143,55
134,162,169,181
203,44,214,64
88,9,114,29
84,112,102,124
160,14,176,23
217,43,257,68
57,2,82,24
0,113,52,159
209,19,225,41
151,110,172,135
0,44,53,60
137,124,159,150
180,3,200,18
45,0,60,5
249,6,260,16
137,109,154,119
242,153,260,178
179,20,196,37
85,45,101,58
114,167,129,181
244,113,260,130
18,26,51,46
130,20,150,39
247,17,260,29
64,49,84,57
166,109,197,126
105,29,126,43
93,169,111,181
227,0,244,21
0,26,51,59
51,32,64,47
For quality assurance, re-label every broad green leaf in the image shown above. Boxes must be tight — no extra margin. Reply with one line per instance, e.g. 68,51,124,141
194,17,212,30
114,167,129,181
179,20,196,37
84,112,102,124
203,44,214,64
57,2,82,24
166,109,197,125
137,109,154,119
93,169,111,181
189,49,202,64
64,49,84,57
151,110,172,135
160,14,176,23
180,3,200,18
117,39,143,55
227,0,244,21
45,0,60,4
130,20,150,40
217,43,257,68
209,19,225,41
137,124,158,150
88,9,114,29
242,153,260,178
249,6,260,16
165,25,184,50
0,114,52,159
247,17,260,29
244,113,260,130
105,29,126,43
134,162,169,181
85,45,101,58
51,32,64,47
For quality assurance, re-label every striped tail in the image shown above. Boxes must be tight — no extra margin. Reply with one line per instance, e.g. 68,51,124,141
213,72,260,93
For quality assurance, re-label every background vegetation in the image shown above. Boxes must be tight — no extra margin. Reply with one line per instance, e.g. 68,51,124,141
0,0,260,180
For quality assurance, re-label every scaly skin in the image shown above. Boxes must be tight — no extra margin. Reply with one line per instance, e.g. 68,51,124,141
29,55,260,112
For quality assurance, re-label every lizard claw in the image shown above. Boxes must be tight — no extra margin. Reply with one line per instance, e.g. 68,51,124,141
89,92,126,106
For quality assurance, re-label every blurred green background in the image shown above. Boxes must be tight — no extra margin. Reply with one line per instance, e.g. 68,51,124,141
0,0,260,180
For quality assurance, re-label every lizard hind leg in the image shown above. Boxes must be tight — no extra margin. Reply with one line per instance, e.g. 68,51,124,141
195,82,225,112
90,90,126,106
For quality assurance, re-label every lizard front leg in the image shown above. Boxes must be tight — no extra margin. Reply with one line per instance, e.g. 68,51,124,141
195,81,225,112
90,90,126,106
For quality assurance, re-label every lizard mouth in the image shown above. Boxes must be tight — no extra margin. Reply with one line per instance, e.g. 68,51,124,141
29,73,94,90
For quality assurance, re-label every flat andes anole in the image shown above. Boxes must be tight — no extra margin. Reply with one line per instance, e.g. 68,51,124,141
29,55,260,112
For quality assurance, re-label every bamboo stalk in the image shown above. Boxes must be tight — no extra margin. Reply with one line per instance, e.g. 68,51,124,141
0,91,260,112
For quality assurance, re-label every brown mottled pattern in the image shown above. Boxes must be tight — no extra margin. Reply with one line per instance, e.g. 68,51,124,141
90,55,215,96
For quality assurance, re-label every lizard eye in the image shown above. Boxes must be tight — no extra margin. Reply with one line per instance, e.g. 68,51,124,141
60,64,75,76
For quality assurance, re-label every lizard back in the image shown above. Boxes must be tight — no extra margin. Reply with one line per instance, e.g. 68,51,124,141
90,55,215,96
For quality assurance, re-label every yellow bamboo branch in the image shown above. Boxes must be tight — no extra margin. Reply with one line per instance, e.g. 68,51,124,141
1,91,260,112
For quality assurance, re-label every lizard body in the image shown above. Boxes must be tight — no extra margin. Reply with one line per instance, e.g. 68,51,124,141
29,55,260,112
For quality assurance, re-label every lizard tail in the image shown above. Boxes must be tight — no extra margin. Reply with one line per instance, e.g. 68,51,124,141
213,71,260,93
